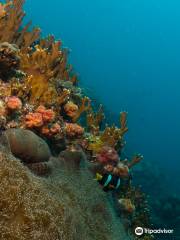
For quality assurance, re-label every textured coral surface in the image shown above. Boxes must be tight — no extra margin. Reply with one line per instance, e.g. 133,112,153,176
0,147,130,240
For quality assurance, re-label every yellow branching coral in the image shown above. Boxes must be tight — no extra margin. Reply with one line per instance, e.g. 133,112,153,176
0,0,40,51
20,43,62,78
86,105,105,135
86,112,128,153
19,43,62,104
100,112,128,147
35,36,77,83
88,112,128,153
23,75,56,105
72,97,91,122
0,0,77,105
100,125,122,147
20,41,76,104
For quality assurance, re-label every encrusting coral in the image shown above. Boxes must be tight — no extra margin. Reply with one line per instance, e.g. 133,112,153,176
0,1,151,239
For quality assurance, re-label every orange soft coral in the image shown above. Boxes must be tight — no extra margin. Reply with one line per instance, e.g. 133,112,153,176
41,123,61,137
65,123,84,138
25,112,43,128
50,123,61,134
6,96,22,111
36,105,55,123
64,101,79,118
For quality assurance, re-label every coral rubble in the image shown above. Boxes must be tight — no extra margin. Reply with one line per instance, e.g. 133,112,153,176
0,1,151,239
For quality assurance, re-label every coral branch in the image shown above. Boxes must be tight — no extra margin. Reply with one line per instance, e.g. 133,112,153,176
0,0,40,49
72,97,91,122
128,154,143,169
119,111,128,136
86,105,105,135
99,112,128,148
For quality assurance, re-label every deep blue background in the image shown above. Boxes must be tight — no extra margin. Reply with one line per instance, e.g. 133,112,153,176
24,0,180,187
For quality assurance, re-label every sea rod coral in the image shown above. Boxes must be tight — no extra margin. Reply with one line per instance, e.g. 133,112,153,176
0,1,151,239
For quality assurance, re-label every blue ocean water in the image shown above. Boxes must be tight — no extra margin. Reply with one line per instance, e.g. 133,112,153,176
25,0,179,198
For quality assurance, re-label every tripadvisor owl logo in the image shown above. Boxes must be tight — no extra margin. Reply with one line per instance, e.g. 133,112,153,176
135,227,144,236
135,227,174,236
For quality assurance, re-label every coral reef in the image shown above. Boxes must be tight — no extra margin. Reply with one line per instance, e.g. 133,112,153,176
6,96,22,111
65,122,84,138
25,112,44,128
24,106,56,129
36,105,55,122
0,1,150,239
41,123,62,137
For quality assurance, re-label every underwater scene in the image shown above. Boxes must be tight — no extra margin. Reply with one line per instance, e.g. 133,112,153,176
0,0,179,239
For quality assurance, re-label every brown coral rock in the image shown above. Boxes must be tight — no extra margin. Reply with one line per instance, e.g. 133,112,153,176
1,128,51,164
